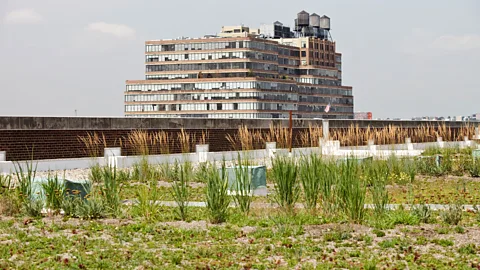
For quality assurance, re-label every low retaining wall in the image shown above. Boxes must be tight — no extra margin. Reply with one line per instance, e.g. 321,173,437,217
2,140,476,174
0,116,478,161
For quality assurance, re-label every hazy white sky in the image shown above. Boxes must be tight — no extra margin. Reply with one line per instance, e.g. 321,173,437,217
0,0,479,118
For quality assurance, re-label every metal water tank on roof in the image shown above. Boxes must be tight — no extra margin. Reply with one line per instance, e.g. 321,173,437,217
320,15,331,30
297,10,310,26
310,13,321,28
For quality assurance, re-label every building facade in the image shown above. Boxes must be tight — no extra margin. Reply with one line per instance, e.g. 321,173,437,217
125,11,354,119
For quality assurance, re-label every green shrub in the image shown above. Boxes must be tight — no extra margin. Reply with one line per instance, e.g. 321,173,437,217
441,203,463,225
412,203,432,223
271,156,300,212
205,161,231,224
25,199,44,217
77,196,106,220
61,195,82,217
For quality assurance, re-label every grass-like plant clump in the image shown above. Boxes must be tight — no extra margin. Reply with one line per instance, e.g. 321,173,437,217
205,161,231,223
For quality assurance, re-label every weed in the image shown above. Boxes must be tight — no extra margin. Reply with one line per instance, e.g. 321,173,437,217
271,156,300,212
454,226,465,234
205,160,230,224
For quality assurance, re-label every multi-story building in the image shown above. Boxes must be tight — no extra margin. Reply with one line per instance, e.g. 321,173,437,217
125,11,354,119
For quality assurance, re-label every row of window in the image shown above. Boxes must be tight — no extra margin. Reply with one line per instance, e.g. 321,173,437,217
125,102,297,112
126,113,295,119
145,41,301,57
298,68,338,78
125,113,352,119
126,81,353,96
296,77,340,87
145,51,281,63
145,62,279,72
125,92,353,105
125,92,299,102
299,105,353,113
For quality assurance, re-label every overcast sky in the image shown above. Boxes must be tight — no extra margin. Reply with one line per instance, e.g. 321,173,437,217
1,0,479,119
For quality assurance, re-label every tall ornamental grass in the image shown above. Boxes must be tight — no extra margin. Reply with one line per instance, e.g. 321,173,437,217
299,154,323,211
233,154,253,215
271,156,300,212
205,161,231,223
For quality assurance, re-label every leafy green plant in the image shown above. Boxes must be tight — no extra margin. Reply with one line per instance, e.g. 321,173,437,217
466,158,480,177
41,173,65,212
77,196,106,220
299,154,323,210
132,183,162,221
171,162,190,220
441,203,463,225
205,161,231,224
458,244,477,255
271,156,300,212
24,199,44,217
89,164,103,183
99,166,122,216
61,195,82,217
412,202,432,223
387,207,419,226
233,154,253,215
